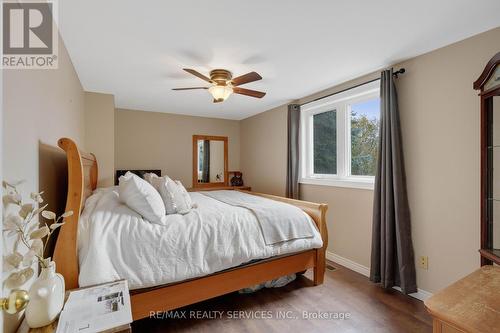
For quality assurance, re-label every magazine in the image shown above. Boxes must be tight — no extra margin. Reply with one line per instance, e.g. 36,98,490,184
56,280,132,333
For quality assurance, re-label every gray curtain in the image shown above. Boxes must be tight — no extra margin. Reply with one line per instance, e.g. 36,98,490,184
370,69,417,294
286,104,300,199
202,140,210,183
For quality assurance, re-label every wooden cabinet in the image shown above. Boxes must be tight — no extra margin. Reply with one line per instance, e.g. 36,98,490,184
424,266,500,333
474,52,500,265
432,320,466,333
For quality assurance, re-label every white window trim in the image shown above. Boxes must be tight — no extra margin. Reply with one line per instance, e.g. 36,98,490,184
299,80,379,190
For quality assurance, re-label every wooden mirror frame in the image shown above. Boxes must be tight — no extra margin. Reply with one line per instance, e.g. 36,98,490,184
192,135,228,188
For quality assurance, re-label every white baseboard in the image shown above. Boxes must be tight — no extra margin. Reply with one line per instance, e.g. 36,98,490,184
326,251,370,277
325,251,432,301
391,286,433,301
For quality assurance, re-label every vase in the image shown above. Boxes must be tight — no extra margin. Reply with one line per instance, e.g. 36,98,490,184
25,260,65,328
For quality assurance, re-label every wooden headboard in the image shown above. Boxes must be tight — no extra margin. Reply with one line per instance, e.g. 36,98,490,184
53,138,98,289
115,169,161,185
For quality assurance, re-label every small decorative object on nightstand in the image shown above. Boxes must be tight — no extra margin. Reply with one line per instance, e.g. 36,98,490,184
25,260,65,328
229,171,244,186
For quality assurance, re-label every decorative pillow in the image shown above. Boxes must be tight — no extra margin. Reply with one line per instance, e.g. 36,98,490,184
174,180,194,214
144,173,170,191
142,173,194,215
143,172,158,186
156,178,194,215
118,172,166,224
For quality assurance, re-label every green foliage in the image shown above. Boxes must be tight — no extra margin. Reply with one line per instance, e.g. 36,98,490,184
351,110,379,176
313,111,337,174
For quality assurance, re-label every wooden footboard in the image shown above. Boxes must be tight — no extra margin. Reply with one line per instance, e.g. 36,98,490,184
238,190,328,285
53,137,329,320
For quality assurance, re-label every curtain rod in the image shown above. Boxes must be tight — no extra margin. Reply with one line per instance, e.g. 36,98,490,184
299,68,405,107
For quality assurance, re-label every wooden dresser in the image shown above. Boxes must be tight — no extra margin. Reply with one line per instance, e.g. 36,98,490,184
187,186,251,192
424,265,500,333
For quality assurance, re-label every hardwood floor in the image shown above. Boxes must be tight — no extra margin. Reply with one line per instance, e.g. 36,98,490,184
132,261,432,332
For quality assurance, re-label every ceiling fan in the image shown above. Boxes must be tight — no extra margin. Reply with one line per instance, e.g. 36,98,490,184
173,68,266,103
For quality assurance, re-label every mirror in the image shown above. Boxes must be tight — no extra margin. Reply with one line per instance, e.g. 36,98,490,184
491,96,500,250
192,135,228,187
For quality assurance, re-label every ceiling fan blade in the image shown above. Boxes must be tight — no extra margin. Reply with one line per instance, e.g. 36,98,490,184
172,87,208,90
183,68,212,83
233,87,266,98
231,71,262,86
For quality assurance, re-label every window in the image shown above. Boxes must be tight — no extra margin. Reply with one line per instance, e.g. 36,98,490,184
313,110,336,174
350,98,380,176
300,80,380,189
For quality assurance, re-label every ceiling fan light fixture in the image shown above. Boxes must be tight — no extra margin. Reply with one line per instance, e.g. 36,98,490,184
208,84,233,102
174,68,265,103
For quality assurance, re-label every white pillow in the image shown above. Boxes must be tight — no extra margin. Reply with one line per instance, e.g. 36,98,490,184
173,180,194,214
118,172,166,224
150,175,171,192
142,173,194,215
156,178,193,215
143,174,174,209
143,173,159,187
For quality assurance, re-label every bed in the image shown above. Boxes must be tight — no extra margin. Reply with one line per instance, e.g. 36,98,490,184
53,138,329,320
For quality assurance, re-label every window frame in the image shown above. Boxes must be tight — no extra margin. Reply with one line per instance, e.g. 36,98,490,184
300,80,380,190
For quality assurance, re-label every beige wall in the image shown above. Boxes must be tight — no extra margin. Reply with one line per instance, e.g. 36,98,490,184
2,35,85,332
115,109,240,187
241,105,288,196
241,26,500,293
394,27,499,292
85,92,115,187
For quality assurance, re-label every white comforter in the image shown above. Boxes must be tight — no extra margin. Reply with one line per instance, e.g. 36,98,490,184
78,188,323,290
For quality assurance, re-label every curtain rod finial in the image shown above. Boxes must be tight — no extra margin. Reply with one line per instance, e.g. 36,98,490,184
393,68,405,78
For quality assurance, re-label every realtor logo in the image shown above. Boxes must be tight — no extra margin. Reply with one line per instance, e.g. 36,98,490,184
2,0,58,69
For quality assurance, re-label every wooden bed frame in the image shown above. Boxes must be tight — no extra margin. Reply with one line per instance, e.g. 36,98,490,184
53,137,328,320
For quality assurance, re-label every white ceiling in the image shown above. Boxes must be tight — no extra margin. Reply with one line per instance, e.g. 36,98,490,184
59,0,500,120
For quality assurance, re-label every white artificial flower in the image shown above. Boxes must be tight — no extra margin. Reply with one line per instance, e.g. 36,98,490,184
23,249,36,266
4,252,23,270
41,210,56,220
4,214,23,231
19,203,34,219
32,203,48,217
30,191,44,203
2,180,72,273
30,226,49,239
4,267,34,288
61,211,73,218
2,180,25,189
3,193,22,206
50,222,65,230
21,267,34,280
5,272,26,288
30,239,43,256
